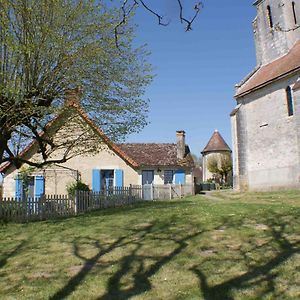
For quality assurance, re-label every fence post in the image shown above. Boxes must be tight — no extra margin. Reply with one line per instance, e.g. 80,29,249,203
150,183,154,200
74,190,78,215
129,184,132,204
180,184,182,198
169,184,172,200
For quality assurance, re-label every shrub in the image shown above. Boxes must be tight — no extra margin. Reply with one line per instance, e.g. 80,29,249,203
67,181,90,196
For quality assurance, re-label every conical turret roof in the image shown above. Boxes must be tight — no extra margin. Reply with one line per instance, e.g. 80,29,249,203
201,130,231,154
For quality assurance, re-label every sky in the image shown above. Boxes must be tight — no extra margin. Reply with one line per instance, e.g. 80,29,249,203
126,0,257,157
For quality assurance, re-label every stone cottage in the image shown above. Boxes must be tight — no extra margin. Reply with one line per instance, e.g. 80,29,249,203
231,0,300,190
0,105,194,198
201,130,232,183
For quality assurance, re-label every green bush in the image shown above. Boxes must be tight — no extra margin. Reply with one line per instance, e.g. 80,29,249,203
67,181,90,196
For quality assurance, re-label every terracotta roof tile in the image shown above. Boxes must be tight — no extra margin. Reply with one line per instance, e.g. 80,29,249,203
235,40,300,98
0,105,139,173
202,130,231,154
117,143,194,168
1,105,194,173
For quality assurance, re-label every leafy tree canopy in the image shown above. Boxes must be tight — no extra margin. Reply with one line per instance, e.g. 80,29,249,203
0,0,153,169
207,153,232,184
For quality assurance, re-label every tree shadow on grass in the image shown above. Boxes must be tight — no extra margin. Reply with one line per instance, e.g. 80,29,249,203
190,214,300,300
50,219,203,300
0,240,27,269
99,228,202,300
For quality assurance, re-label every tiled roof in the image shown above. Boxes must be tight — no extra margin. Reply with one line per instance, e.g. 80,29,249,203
117,143,194,168
235,40,300,98
0,105,139,173
202,130,231,154
0,105,194,173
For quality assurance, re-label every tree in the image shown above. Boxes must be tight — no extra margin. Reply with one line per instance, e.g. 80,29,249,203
0,0,152,169
115,1,203,47
207,153,232,184
191,154,202,168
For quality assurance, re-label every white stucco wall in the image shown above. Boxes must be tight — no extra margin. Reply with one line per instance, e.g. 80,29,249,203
2,114,193,197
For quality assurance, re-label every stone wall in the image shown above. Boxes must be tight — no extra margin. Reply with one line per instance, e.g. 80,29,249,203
232,73,300,190
253,0,300,66
202,151,231,183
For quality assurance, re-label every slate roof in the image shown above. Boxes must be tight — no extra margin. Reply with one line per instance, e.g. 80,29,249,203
235,40,300,98
117,143,194,168
202,130,231,154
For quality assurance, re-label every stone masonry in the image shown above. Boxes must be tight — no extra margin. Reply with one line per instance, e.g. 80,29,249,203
232,0,300,190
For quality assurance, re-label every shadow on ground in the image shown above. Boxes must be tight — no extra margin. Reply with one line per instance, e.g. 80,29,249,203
190,214,300,300
49,207,300,299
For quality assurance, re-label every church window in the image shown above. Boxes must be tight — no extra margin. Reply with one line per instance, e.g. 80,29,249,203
286,86,294,116
292,2,297,25
267,5,273,28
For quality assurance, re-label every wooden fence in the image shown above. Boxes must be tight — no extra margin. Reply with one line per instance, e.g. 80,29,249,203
0,185,143,222
0,195,75,223
0,184,194,222
141,184,194,200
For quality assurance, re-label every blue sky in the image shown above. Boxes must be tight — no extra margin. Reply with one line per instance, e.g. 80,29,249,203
126,0,257,157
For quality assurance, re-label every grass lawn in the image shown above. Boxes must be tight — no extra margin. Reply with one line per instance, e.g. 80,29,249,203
1,190,300,300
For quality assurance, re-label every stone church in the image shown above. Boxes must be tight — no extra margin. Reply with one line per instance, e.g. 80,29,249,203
231,0,300,190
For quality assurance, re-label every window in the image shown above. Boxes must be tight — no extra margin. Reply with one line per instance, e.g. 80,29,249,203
15,175,44,200
267,5,273,28
142,170,154,185
286,86,294,116
292,2,297,25
164,170,174,184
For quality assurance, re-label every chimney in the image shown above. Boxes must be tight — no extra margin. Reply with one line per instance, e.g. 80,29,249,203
65,87,82,107
176,130,186,160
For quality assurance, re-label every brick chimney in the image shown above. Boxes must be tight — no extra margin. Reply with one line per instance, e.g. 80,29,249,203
65,87,82,107
176,130,186,160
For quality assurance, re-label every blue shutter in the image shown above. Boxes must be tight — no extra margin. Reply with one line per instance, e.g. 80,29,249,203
92,169,101,192
175,169,186,184
114,169,123,187
34,176,45,199
15,175,23,200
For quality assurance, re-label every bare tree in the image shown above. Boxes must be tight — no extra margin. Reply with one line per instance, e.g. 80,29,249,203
115,0,203,46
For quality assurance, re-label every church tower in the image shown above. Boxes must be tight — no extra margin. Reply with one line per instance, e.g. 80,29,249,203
231,0,300,191
253,0,300,65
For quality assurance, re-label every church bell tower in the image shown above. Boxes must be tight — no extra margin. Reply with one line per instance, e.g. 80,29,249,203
253,0,300,66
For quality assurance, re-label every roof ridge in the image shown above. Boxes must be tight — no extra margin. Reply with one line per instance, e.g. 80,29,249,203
118,142,176,145
235,39,300,98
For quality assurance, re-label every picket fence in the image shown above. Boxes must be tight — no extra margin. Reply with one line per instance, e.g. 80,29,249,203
0,184,194,222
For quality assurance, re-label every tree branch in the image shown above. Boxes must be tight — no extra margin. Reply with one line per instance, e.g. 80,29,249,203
114,0,203,47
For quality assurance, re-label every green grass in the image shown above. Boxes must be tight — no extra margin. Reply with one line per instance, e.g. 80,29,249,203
1,191,300,300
